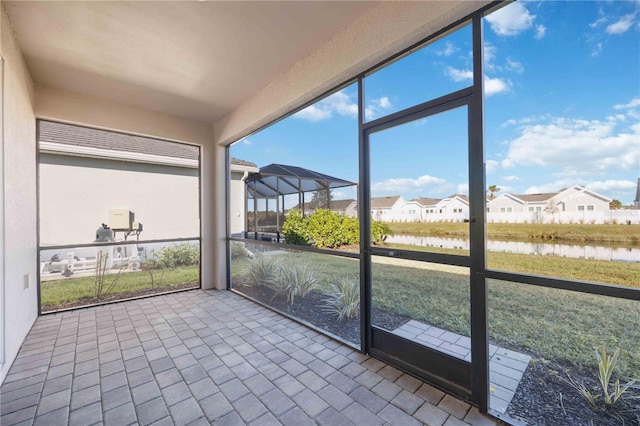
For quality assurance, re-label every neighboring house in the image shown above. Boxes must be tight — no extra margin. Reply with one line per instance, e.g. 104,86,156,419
39,121,257,244
486,186,632,224
437,194,470,222
402,195,469,222
371,196,405,222
291,199,357,217
330,199,358,217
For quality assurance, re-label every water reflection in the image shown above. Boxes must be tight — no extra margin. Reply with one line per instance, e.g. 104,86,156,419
386,235,640,262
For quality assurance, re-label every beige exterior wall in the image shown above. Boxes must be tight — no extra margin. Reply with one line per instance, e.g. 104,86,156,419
556,188,610,212
488,196,524,213
1,3,38,384
229,171,247,237
39,154,200,246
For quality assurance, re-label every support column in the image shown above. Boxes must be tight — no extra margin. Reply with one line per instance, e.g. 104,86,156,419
201,137,227,290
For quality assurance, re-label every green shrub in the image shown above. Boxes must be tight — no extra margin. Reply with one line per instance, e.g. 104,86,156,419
269,258,319,304
282,209,390,249
157,243,200,268
282,209,310,245
307,209,349,248
321,277,360,320
248,254,280,286
372,220,391,245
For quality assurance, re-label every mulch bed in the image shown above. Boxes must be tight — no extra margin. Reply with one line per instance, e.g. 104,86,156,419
507,358,639,425
41,282,199,313
234,278,639,425
233,277,408,345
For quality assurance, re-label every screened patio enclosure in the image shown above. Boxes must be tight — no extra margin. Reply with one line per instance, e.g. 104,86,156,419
245,163,356,239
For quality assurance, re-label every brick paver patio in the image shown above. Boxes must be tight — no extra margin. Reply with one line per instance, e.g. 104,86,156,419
393,321,530,414
1,290,500,425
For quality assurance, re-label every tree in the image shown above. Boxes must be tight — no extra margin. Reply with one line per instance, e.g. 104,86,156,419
609,199,622,210
310,187,333,210
487,185,501,200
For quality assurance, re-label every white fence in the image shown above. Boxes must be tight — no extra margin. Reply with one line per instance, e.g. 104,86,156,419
486,210,640,225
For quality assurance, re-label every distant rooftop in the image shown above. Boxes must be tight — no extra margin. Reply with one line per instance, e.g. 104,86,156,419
39,120,199,160
38,120,255,168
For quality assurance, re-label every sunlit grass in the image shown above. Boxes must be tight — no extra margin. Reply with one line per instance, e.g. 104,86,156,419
41,266,199,309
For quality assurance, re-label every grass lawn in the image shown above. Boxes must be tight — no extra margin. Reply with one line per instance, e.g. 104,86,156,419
41,266,200,308
387,222,640,245
232,250,639,376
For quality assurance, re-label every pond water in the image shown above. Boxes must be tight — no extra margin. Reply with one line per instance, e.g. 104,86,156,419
386,235,640,262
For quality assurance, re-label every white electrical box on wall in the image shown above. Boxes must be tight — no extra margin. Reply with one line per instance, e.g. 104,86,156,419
109,209,134,230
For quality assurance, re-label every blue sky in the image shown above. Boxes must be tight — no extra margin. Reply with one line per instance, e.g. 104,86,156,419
232,1,640,205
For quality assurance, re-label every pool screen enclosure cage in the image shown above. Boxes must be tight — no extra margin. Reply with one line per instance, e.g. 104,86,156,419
245,163,356,238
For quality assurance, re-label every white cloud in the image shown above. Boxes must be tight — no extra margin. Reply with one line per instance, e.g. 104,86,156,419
324,91,358,117
485,3,536,36
483,43,498,72
503,175,523,182
436,41,459,56
501,112,640,174
534,24,546,40
524,179,636,198
614,98,640,110
486,160,499,174
484,77,511,96
606,13,637,35
614,98,640,119
365,96,393,120
294,90,357,122
445,67,511,96
590,16,608,29
446,67,473,82
239,138,253,145
294,104,333,122
585,180,637,193
372,175,446,195
591,42,603,57
457,183,469,195
505,58,524,74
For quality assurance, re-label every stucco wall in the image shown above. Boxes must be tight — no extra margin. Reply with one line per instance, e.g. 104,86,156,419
39,154,200,245
1,2,37,384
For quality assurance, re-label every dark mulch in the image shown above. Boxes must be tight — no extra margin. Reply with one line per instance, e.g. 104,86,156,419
41,282,199,313
507,358,640,426
233,278,409,345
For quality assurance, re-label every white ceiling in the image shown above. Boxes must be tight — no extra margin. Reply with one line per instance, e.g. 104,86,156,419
4,1,379,123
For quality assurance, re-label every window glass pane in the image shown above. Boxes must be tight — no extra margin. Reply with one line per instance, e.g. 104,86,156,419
230,83,359,251
370,106,469,255
364,23,472,121
372,256,470,360
483,1,640,288
231,244,360,348
488,279,639,423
